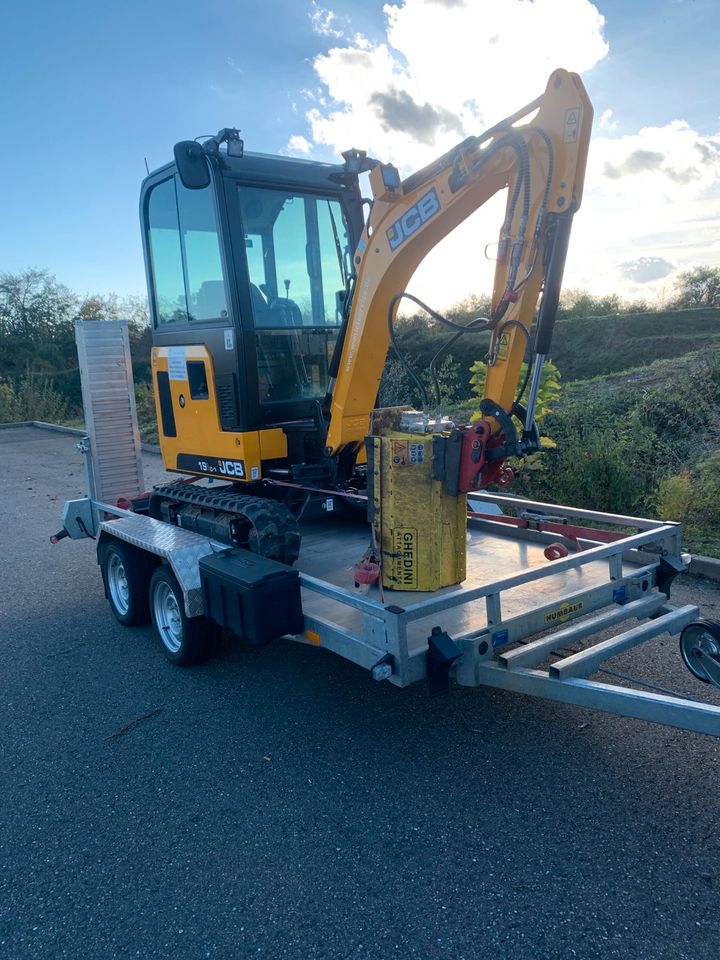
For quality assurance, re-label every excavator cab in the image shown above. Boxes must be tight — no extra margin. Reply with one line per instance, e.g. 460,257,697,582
140,146,364,480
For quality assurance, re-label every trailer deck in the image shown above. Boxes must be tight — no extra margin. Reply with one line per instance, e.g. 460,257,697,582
298,514,641,651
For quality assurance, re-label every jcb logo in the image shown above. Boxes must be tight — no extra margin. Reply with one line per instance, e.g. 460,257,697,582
218,459,245,478
386,189,441,251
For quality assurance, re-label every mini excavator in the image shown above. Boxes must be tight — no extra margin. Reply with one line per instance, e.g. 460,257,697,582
141,68,592,590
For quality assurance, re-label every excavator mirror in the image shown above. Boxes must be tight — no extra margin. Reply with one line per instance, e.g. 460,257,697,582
173,140,211,190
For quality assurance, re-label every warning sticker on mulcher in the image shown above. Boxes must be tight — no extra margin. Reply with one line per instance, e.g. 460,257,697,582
393,527,417,588
177,454,246,478
392,440,408,466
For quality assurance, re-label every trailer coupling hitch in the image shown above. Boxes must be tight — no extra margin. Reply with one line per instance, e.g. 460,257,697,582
427,627,462,697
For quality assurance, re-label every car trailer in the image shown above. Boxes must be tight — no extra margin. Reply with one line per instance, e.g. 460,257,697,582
55,321,720,737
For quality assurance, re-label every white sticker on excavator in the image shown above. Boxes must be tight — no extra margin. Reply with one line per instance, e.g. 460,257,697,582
168,347,187,381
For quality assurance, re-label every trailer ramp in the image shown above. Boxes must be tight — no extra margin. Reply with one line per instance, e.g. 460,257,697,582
75,318,144,505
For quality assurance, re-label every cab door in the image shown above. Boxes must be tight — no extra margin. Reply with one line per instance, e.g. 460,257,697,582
143,172,250,432
232,183,352,427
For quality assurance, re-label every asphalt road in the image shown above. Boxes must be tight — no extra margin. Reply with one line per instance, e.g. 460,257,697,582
2,425,719,960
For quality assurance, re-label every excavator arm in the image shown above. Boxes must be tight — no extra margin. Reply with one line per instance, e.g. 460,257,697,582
325,68,593,469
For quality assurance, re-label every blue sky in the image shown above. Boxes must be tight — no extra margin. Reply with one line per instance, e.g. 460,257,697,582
2,0,719,304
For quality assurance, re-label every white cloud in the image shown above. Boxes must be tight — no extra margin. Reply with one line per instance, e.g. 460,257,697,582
292,0,720,305
618,256,675,284
309,2,346,39
287,134,312,155
591,120,720,198
303,0,608,170
599,107,616,130
568,121,720,299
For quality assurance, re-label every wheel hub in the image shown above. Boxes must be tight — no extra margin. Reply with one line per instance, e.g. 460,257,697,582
108,554,130,616
680,621,720,688
153,580,183,654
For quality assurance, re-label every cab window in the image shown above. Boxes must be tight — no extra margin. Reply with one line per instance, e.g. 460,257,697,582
147,178,229,325
238,186,349,328
237,186,350,404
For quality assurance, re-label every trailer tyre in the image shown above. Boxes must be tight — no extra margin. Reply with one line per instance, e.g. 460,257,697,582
99,540,152,626
149,565,217,666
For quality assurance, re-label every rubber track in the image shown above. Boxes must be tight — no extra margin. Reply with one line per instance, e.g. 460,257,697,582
152,483,301,565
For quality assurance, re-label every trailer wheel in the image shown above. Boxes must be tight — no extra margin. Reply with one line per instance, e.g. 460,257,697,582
679,620,720,686
99,540,152,626
149,565,216,666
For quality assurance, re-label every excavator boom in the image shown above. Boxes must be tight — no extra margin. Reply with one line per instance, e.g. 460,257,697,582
326,68,592,456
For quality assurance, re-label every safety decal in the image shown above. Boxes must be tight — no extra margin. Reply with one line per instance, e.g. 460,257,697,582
408,443,425,464
563,107,580,144
392,440,409,466
497,333,509,361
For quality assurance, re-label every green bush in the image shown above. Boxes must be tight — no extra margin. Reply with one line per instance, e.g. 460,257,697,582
134,383,158,444
656,473,692,522
682,452,720,555
515,385,676,514
469,358,561,425
0,381,21,421
0,374,68,424
529,414,661,514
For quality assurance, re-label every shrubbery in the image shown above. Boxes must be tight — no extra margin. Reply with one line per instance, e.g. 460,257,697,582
511,355,720,554
0,373,69,424
134,384,158,444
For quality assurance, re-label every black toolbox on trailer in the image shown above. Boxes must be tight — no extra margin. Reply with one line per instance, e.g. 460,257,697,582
199,548,304,645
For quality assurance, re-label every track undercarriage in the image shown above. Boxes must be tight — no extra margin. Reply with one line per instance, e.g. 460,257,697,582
149,482,302,565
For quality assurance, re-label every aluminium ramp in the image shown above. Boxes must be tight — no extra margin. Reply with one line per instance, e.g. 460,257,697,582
75,319,145,505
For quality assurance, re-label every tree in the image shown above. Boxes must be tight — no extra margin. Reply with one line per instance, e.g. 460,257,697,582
0,270,152,414
0,269,77,341
558,288,622,319
672,266,720,308
77,292,149,327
